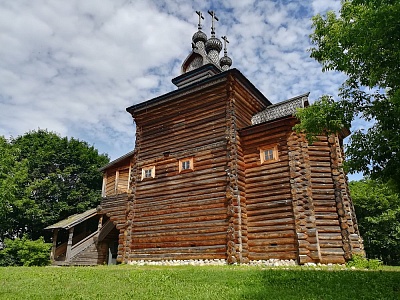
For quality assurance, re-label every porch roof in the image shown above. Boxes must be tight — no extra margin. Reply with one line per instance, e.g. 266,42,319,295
45,208,98,230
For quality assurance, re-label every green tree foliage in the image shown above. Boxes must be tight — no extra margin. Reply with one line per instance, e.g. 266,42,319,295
0,130,109,243
0,137,30,243
0,235,51,266
350,179,400,265
293,95,353,143
295,0,400,189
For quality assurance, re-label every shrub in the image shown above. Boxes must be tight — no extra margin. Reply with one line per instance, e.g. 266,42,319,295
0,235,51,266
346,254,383,270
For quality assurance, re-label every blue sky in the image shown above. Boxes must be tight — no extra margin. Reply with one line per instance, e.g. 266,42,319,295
0,0,364,180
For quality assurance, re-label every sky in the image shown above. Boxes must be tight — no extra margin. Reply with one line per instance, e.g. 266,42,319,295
0,0,363,179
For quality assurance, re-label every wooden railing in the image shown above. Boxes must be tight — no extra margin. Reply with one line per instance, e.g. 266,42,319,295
97,220,114,242
69,230,99,259
54,242,67,260
67,220,115,260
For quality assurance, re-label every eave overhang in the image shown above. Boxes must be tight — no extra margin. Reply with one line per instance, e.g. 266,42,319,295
44,208,98,230
99,150,135,172
126,68,271,116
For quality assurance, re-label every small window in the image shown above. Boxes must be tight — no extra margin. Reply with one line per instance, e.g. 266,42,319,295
144,169,152,178
179,157,194,173
181,160,190,170
141,166,155,180
260,146,278,164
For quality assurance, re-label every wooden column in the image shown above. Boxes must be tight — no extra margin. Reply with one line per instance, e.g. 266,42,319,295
65,227,74,261
50,229,58,261
288,132,321,264
102,174,107,197
98,215,103,231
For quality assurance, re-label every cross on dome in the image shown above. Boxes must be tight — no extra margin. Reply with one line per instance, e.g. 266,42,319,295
196,11,204,30
208,10,219,36
179,10,232,77
221,36,229,55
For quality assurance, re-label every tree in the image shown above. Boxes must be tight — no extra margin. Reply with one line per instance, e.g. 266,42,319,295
0,130,109,243
295,0,400,190
349,179,400,265
0,137,30,243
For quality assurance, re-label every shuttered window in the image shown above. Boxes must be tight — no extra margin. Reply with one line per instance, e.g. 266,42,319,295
117,168,130,193
105,173,116,196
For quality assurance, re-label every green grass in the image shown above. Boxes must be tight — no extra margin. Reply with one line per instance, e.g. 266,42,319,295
0,265,399,300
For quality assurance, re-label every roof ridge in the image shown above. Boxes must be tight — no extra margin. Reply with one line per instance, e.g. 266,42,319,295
266,92,310,108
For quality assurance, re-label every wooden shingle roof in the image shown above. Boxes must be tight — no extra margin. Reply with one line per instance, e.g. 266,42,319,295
44,208,98,230
251,92,309,125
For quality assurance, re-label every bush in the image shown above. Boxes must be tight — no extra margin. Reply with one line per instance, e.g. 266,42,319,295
346,254,383,270
0,235,51,266
350,179,400,265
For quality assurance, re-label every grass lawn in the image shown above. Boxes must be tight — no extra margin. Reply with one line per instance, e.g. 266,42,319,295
0,265,399,300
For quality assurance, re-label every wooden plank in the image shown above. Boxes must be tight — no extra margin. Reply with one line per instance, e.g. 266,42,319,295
247,211,294,222
247,224,295,233
248,230,295,240
250,244,297,253
246,204,293,216
129,253,226,260
248,252,297,260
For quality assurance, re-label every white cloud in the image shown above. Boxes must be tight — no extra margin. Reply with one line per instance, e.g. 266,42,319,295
0,0,354,162
311,0,341,14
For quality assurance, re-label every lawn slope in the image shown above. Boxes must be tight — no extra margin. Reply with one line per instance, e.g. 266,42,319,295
0,265,399,300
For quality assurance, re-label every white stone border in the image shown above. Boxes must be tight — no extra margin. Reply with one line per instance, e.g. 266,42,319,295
127,259,299,266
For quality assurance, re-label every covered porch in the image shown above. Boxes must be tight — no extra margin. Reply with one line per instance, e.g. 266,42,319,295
45,208,119,265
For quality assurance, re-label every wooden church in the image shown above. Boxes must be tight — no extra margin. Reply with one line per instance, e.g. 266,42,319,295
46,11,364,265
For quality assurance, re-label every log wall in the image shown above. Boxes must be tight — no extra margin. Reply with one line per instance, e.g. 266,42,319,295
241,119,298,261
224,76,267,263
327,134,364,258
307,135,345,264
129,80,230,261
101,70,363,265
126,77,268,262
103,167,131,196
287,132,322,264
100,193,131,262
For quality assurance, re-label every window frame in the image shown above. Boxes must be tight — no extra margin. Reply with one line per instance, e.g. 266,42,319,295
141,165,155,180
179,157,194,173
260,145,279,164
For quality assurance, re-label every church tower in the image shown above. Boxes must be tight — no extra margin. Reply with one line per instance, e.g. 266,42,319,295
176,11,232,88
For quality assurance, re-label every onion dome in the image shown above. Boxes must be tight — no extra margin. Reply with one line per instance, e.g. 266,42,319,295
192,30,207,44
220,36,232,71
205,37,222,53
220,55,232,70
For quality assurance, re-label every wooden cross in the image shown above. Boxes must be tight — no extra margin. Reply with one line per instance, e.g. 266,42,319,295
208,10,219,36
196,11,204,30
221,36,229,54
